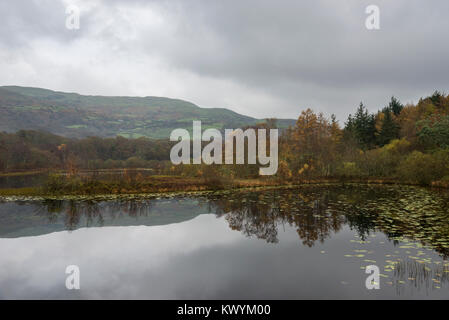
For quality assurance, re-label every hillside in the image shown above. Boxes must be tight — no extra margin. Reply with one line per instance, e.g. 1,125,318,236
0,86,295,139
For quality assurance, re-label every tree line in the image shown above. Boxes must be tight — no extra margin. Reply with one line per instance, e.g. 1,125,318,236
0,131,173,172
277,91,449,185
1,91,449,186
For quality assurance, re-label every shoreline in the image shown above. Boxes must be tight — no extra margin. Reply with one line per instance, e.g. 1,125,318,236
0,177,446,201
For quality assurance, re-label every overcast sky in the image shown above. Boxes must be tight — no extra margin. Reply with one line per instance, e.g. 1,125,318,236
1,0,448,121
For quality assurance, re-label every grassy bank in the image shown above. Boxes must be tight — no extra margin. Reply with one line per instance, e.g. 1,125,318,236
0,172,447,198
0,175,282,197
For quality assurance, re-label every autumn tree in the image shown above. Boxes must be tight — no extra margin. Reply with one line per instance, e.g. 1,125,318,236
282,109,341,178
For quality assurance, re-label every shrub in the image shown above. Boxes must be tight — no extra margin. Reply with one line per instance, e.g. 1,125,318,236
358,139,411,177
44,174,83,194
200,165,233,190
125,157,147,168
397,151,443,185
335,162,362,178
276,160,292,181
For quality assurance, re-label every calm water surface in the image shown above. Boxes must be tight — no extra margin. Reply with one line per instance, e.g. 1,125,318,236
1,184,449,299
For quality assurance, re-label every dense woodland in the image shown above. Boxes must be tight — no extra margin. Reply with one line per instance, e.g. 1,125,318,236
1,91,449,187
0,131,173,172
277,91,449,186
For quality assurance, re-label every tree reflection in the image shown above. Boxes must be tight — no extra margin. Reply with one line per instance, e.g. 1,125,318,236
204,185,449,257
26,184,449,258
37,199,153,230
205,188,346,246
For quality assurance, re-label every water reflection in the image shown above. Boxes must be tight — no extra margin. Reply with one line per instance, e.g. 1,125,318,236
0,198,206,237
202,185,449,257
1,184,449,298
389,259,449,295
2,185,449,255
204,189,345,246
37,199,155,230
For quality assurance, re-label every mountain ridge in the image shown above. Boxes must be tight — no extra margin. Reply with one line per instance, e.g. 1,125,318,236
0,86,295,139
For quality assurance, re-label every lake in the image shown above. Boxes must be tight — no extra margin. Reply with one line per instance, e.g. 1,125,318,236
1,184,449,299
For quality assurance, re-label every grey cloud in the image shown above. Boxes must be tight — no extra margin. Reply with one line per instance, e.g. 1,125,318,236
147,0,449,114
0,0,93,47
1,0,448,120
